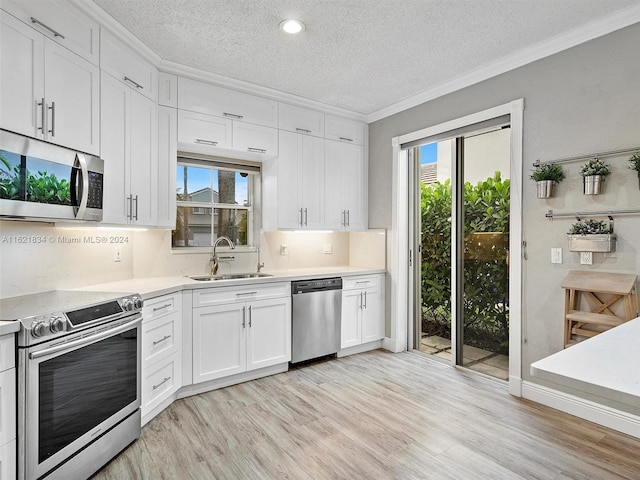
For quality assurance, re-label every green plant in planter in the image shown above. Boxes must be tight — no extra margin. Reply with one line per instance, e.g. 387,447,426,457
530,163,565,183
580,158,611,177
568,219,612,235
628,152,640,172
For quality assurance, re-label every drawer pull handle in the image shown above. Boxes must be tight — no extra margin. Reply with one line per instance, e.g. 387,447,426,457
152,376,171,390
355,280,370,284
236,291,258,297
295,128,311,133
124,76,144,89
195,138,218,146
31,17,65,38
153,303,172,312
152,335,172,346
339,136,354,142
223,112,243,119
247,147,267,153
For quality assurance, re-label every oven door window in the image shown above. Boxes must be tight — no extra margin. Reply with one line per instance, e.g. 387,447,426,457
38,330,138,463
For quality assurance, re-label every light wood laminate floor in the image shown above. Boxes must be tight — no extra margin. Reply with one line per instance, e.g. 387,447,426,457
92,350,640,479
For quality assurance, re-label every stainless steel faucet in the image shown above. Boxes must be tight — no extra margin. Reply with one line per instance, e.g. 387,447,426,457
210,236,235,275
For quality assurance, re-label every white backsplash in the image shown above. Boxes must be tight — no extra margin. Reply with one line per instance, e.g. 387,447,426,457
0,221,386,299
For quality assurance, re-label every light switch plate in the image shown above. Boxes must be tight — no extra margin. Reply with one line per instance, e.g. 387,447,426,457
551,248,562,264
280,244,288,256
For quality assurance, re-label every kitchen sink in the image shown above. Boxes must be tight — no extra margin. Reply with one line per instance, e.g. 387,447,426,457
189,273,273,281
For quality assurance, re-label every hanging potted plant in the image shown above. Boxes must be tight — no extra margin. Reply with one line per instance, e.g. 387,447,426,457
530,163,565,198
580,158,611,195
567,218,616,252
628,151,640,189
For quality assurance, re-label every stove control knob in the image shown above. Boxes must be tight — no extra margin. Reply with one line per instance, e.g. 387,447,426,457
49,316,66,333
133,296,143,309
122,298,133,312
32,321,48,338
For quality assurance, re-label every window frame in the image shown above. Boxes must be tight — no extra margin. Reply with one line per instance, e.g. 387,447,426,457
172,157,258,253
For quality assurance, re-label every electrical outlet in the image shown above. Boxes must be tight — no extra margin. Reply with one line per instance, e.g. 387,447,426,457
580,251,592,265
114,247,121,263
280,244,288,256
551,248,563,264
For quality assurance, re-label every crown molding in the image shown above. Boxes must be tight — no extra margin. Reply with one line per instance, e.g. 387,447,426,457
366,4,640,124
159,60,367,122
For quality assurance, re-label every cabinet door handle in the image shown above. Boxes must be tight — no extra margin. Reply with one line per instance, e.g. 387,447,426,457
359,292,363,309
295,128,311,134
133,195,139,221
152,334,172,346
304,208,308,226
48,102,56,137
152,303,172,312
248,305,252,328
242,306,246,328
341,210,345,227
127,195,133,221
339,136,354,142
247,147,266,153
31,17,65,38
223,112,243,119
299,208,303,227
195,139,218,146
152,376,171,390
364,291,367,309
124,76,144,89
37,98,46,133
346,209,350,227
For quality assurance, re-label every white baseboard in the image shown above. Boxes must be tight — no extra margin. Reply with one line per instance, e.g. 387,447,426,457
522,381,640,439
382,336,403,353
338,340,383,357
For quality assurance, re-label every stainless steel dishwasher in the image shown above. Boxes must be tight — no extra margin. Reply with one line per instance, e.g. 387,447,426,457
291,277,342,363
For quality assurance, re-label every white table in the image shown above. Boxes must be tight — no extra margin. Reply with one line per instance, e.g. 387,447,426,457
531,317,640,407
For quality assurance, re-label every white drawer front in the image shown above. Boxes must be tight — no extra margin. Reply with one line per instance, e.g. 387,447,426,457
232,121,278,156
143,293,182,323
193,282,290,307
143,315,179,366
100,29,157,100
0,336,14,372
142,355,180,415
178,109,232,149
342,274,383,291
325,115,364,145
0,368,16,446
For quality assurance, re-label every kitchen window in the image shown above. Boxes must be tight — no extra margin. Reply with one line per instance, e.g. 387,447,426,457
172,156,258,249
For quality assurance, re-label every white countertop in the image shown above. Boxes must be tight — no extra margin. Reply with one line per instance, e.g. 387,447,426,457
530,317,640,407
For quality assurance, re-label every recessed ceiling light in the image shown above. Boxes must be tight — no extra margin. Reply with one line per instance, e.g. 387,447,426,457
279,19,305,34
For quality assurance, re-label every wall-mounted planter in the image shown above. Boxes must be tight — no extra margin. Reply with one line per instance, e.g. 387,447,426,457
583,175,605,195
536,180,555,199
568,233,616,252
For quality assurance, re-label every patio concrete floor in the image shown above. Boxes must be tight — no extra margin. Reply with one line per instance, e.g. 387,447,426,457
420,335,509,380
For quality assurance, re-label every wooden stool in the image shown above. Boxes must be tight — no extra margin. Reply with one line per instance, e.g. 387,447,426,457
562,270,639,348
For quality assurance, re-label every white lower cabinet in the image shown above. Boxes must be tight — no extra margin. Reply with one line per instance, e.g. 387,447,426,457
0,335,16,480
192,285,291,384
141,293,182,425
341,274,384,349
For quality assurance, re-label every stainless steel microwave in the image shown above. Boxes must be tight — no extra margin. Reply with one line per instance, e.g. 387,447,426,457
0,130,104,222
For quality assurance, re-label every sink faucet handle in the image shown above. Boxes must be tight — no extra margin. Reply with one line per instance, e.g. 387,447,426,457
257,262,265,272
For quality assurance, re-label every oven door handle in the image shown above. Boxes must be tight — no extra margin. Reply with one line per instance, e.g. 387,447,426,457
29,316,141,360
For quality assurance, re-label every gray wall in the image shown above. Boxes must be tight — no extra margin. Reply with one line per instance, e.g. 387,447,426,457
369,23,640,412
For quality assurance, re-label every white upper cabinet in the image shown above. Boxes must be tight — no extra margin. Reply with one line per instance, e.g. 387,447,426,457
325,114,365,145
324,139,366,230
278,103,324,137
157,106,177,229
0,10,99,154
177,109,232,149
1,0,99,64
178,77,278,128
232,121,278,156
100,28,158,101
158,72,178,108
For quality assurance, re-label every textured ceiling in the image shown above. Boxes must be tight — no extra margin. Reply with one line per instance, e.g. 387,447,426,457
93,0,639,116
